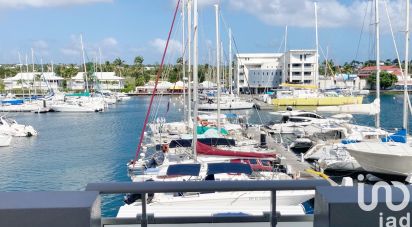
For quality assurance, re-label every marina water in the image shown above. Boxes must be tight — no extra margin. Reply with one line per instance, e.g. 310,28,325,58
0,94,408,216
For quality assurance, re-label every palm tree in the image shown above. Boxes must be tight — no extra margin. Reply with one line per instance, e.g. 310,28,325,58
113,58,125,76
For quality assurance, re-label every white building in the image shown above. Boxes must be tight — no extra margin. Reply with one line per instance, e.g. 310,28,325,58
69,72,125,91
4,72,63,91
235,50,318,93
285,50,317,84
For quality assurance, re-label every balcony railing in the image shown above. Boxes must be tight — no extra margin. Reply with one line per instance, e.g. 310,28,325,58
86,179,329,227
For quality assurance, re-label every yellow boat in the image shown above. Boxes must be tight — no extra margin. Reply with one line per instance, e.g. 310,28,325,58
272,96,364,106
272,84,364,106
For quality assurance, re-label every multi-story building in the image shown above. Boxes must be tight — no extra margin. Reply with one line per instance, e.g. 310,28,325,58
3,72,63,91
235,50,318,93
285,50,317,84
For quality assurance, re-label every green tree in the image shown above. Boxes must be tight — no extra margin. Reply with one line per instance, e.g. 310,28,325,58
367,71,398,89
134,56,144,66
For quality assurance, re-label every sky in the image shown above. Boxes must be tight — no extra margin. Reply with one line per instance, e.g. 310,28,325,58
0,0,410,65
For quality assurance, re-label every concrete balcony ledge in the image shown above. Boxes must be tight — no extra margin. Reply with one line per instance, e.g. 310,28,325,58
0,191,101,227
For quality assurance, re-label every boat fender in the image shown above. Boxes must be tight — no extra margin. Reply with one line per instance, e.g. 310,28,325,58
161,144,169,153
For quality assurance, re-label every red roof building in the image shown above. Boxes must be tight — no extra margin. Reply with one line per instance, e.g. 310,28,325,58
358,65,402,78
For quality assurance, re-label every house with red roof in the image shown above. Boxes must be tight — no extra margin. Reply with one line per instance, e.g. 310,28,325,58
358,65,402,78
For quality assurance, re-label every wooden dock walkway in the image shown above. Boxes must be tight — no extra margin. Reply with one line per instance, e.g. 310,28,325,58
265,132,337,185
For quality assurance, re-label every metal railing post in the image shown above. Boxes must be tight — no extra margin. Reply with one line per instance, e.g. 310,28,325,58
141,193,147,227
270,190,277,227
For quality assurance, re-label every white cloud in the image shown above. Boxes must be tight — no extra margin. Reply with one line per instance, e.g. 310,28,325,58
227,0,407,30
150,38,182,55
0,0,112,8
60,48,79,56
100,37,118,47
33,40,48,49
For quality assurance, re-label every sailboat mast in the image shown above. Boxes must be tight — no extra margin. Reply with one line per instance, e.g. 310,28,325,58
403,0,409,130
182,0,187,121
18,52,25,98
80,34,89,93
229,28,233,94
375,0,381,128
192,0,198,160
187,0,192,125
314,2,319,86
215,4,221,134
282,26,288,84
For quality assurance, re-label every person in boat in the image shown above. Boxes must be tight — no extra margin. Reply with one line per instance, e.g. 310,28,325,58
145,143,168,168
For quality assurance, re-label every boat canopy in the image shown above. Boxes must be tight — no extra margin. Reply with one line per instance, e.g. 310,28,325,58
206,163,252,175
196,142,277,159
381,129,407,143
156,138,236,150
166,164,201,176
65,92,90,97
197,126,228,135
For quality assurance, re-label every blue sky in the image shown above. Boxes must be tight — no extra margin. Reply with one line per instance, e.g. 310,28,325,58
0,0,409,65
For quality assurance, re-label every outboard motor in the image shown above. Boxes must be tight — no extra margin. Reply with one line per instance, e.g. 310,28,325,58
286,106,293,111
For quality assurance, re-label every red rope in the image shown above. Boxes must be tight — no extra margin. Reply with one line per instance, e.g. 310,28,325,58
133,0,182,166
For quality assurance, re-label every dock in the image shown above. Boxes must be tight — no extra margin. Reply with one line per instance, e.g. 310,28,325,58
264,132,337,185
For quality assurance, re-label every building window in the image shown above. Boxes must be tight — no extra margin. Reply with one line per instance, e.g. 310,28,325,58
300,55,303,61
304,55,307,61
292,63,301,67
304,72,311,76
304,63,311,67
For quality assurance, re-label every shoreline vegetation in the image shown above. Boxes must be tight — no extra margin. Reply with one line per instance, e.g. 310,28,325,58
0,57,406,93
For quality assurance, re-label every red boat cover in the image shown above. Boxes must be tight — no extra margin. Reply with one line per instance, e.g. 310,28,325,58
196,142,277,159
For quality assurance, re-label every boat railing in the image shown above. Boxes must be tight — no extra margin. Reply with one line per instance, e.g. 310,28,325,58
86,179,329,227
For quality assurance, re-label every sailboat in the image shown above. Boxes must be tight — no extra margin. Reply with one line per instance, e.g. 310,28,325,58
198,16,253,111
122,1,315,219
346,0,412,177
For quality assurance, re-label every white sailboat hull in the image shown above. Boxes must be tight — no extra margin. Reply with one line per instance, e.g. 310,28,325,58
346,142,412,176
51,104,101,112
198,101,254,110
117,190,313,218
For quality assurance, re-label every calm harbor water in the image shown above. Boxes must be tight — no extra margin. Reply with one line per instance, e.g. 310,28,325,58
0,94,409,216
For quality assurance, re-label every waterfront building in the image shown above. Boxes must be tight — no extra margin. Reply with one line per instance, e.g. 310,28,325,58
3,72,63,91
318,74,368,90
285,50,317,84
69,72,125,91
235,50,317,94
357,65,402,78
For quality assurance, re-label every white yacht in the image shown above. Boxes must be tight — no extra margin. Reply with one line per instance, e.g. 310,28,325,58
198,94,254,110
0,116,38,137
119,163,314,218
346,139,412,176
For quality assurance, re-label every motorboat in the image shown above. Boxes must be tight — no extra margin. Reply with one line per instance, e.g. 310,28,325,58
120,163,314,218
346,139,412,176
198,94,254,110
0,117,38,137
